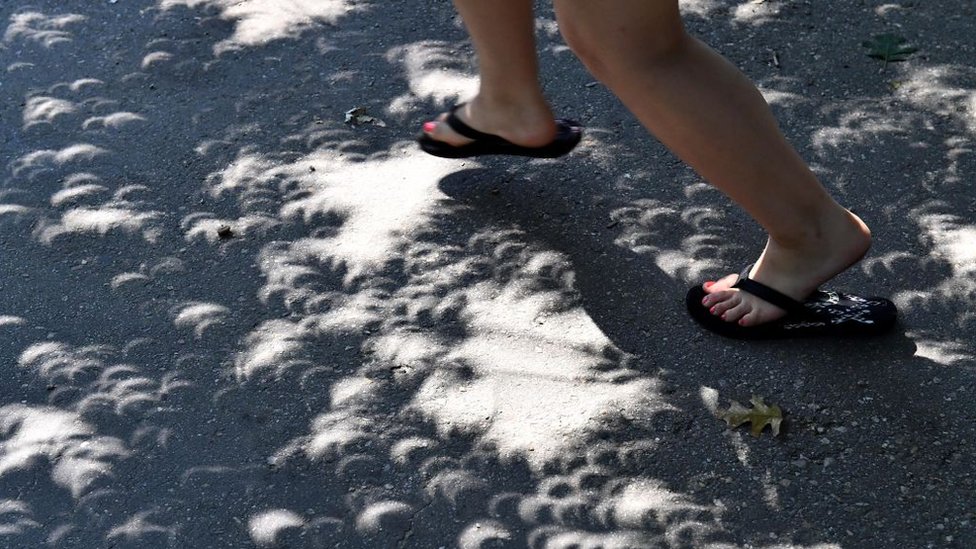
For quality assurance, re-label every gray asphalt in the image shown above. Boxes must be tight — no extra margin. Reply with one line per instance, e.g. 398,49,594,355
1,1,974,548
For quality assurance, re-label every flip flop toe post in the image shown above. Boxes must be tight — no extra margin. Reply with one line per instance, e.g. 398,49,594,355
418,104,582,159
686,270,897,339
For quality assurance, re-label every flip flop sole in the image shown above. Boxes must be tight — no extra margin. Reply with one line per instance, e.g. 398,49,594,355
686,285,898,340
417,120,582,159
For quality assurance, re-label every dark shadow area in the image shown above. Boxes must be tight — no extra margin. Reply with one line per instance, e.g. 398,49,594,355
0,1,973,548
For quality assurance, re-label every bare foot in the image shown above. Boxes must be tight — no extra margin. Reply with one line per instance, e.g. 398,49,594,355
700,208,872,327
422,95,559,148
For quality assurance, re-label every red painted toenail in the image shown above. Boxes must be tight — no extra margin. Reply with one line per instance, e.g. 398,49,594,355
703,281,715,289
709,306,717,313
423,121,436,133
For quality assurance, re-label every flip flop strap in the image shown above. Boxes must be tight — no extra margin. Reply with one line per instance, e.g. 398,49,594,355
732,266,814,318
444,104,506,143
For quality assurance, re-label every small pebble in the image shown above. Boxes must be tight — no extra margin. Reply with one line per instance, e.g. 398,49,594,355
217,225,234,239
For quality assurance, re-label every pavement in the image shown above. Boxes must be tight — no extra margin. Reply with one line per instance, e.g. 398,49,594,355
0,1,974,548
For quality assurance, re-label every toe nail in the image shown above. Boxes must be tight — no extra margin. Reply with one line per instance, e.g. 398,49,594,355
423,121,436,133
703,281,714,289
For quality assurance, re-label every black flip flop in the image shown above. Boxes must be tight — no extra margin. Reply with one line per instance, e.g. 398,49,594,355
686,266,897,339
417,104,583,159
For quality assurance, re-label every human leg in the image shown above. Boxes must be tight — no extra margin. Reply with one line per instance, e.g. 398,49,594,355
422,0,558,149
553,0,872,327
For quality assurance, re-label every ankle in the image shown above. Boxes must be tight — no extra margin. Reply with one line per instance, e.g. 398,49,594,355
769,208,871,254
471,89,550,116
463,94,557,146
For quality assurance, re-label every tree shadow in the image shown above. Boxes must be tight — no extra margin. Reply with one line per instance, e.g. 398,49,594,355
0,1,973,548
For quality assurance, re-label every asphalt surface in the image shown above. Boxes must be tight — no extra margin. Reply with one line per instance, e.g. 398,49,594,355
1,1,974,548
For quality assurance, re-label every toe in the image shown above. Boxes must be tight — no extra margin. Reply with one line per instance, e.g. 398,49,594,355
721,301,752,323
422,115,472,146
701,289,735,308
704,273,739,294
709,293,741,316
737,309,761,327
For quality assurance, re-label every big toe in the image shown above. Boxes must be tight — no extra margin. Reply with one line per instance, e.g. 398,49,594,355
704,273,739,294
422,116,472,147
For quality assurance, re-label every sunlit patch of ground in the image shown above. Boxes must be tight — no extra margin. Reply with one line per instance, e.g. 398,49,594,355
0,405,127,498
679,0,723,18
22,96,77,128
36,204,162,244
210,144,672,466
731,0,782,25
18,341,191,421
3,11,85,48
1,0,973,547
896,210,976,365
610,197,738,283
898,65,976,135
386,41,479,115
157,0,366,54
0,500,41,536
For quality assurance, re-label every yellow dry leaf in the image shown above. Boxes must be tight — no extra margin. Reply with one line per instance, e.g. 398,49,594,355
717,396,783,437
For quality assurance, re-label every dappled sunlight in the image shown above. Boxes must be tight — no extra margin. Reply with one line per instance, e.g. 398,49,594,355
604,479,715,528
894,210,976,309
106,510,175,545
679,0,723,18
248,509,305,547
182,212,281,244
3,11,85,48
457,519,513,548
140,51,175,70
247,199,671,464
415,271,670,465
82,111,147,131
810,105,916,152
171,302,231,339
516,473,725,546
67,78,104,93
731,0,782,25
18,342,191,419
204,147,459,286
158,0,366,54
923,215,976,276
37,204,161,244
10,144,108,179
1,0,973,546
235,319,315,380
898,64,976,135
22,96,77,129
386,41,479,115
202,152,278,198
911,335,973,367
50,183,109,208
0,500,40,536
757,87,810,109
279,152,456,282
0,405,128,498
354,501,413,537
610,198,740,283
893,210,976,362
0,316,27,328
0,203,33,221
